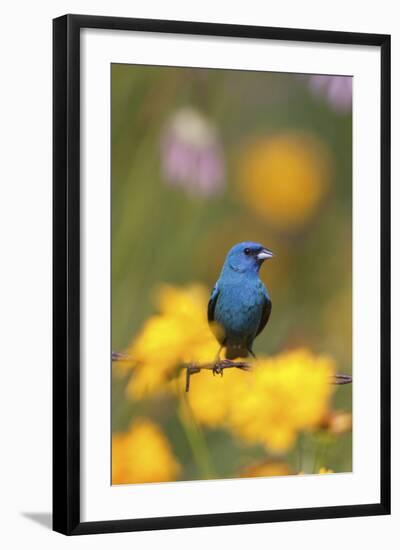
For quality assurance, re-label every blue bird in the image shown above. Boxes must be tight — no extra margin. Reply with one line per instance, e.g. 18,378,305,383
208,242,273,360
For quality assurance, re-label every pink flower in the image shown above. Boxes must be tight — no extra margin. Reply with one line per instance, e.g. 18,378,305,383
160,108,225,197
308,76,352,113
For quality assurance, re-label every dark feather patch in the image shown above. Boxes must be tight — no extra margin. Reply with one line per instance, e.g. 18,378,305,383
207,284,219,323
256,296,272,337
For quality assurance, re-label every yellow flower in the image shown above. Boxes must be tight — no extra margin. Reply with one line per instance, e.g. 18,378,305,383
116,284,336,454
240,461,292,478
112,419,181,484
229,349,335,452
122,284,220,397
237,133,331,230
187,367,248,427
188,348,335,453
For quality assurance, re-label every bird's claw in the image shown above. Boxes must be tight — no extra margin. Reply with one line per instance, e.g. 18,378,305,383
212,363,224,377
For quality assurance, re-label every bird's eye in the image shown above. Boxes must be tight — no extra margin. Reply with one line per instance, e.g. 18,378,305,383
244,248,251,255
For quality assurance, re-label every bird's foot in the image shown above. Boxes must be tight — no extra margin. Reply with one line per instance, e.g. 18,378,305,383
212,362,224,377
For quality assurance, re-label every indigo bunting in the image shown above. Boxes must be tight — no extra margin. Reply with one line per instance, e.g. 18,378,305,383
208,242,273,360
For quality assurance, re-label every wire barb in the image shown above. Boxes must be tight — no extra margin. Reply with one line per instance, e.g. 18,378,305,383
111,350,131,362
111,351,352,392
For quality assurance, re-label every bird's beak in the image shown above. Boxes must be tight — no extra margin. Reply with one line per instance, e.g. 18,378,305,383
257,248,274,261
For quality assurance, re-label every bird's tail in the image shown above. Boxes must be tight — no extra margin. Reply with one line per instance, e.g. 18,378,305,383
225,346,249,360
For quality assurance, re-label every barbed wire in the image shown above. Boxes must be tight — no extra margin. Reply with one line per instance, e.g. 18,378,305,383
112,351,352,392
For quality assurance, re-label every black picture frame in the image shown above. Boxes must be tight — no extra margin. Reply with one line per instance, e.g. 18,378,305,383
53,14,391,535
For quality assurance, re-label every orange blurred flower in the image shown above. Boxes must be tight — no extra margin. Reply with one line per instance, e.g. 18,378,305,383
240,461,293,478
112,419,181,484
298,467,334,475
237,132,332,230
320,410,352,434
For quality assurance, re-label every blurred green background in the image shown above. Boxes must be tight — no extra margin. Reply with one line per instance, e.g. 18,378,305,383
111,64,352,482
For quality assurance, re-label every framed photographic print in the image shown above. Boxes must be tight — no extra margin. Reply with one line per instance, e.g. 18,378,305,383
53,14,391,535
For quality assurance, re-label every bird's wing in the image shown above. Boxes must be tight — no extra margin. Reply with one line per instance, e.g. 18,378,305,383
207,282,220,323
256,292,272,337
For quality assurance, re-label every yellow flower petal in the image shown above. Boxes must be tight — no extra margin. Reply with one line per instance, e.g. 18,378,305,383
112,419,181,484
188,348,335,453
125,284,219,397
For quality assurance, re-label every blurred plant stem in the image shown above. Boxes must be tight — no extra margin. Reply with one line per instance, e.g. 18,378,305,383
177,393,216,479
297,432,318,474
312,434,329,473
297,432,304,473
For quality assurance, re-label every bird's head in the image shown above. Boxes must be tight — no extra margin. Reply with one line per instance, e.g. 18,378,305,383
225,241,274,274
